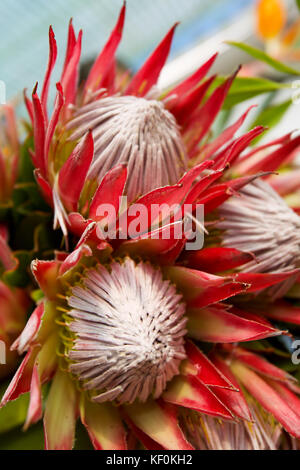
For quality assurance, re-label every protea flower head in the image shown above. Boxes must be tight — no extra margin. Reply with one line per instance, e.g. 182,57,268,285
211,131,300,297
25,3,247,238
1,177,291,450
0,105,19,206
218,179,300,283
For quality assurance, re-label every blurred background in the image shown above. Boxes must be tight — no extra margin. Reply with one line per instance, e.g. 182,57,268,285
0,0,299,138
1,0,256,99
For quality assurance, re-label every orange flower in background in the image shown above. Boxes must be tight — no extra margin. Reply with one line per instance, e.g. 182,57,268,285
256,0,300,60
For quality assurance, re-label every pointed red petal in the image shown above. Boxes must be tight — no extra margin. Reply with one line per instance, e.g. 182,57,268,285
201,105,256,160
163,266,230,300
12,303,45,354
171,76,215,125
229,306,278,330
233,270,300,293
124,399,193,450
210,353,252,421
186,70,238,153
34,169,53,207
126,23,178,96
188,281,249,308
84,4,125,94
61,19,77,82
231,348,295,383
163,375,233,419
238,132,292,163
118,177,195,236
44,370,77,450
58,131,94,212
68,212,92,238
212,126,265,170
185,340,234,389
231,361,300,438
80,396,127,450
61,30,82,108
23,363,43,430
124,417,165,450
89,164,127,222
41,26,57,122
1,348,38,406
236,134,300,174
187,305,278,343
45,82,64,162
32,86,46,177
59,244,93,276
166,53,218,99
31,260,60,300
116,220,187,261
181,247,254,273
183,169,223,206
262,300,300,325
270,380,300,419
178,158,214,185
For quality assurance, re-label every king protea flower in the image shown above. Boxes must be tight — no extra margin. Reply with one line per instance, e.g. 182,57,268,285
25,3,247,239
0,181,292,449
210,130,300,297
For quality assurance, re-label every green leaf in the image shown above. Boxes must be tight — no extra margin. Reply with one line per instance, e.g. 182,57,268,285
0,383,29,434
248,99,292,144
297,0,300,12
0,422,44,450
228,41,300,76
219,76,290,108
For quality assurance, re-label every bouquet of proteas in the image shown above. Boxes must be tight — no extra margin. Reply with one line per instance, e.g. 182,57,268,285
1,2,300,450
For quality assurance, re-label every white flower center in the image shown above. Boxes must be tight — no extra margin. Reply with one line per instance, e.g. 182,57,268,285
66,95,187,201
66,258,187,404
218,179,300,274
